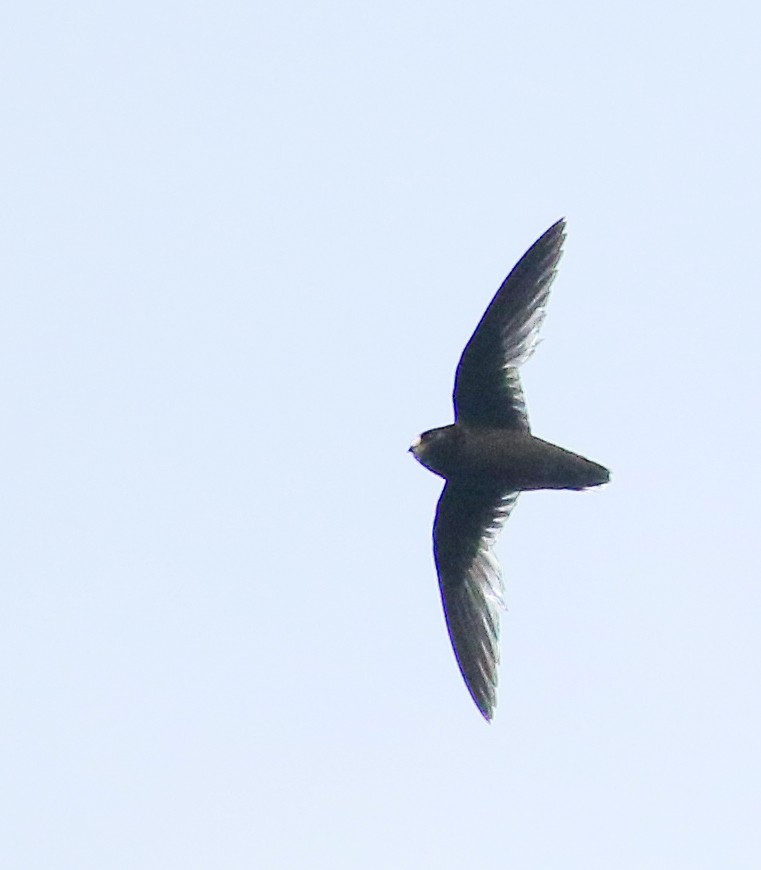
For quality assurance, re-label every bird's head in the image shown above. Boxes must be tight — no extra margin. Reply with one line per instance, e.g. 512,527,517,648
408,426,456,478
408,429,434,460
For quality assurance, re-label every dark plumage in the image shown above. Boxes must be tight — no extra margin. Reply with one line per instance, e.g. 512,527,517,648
409,219,609,721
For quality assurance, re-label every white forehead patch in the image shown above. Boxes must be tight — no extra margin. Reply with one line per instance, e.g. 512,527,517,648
410,434,422,450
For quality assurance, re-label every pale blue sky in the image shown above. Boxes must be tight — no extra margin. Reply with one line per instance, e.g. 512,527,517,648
2,1,760,867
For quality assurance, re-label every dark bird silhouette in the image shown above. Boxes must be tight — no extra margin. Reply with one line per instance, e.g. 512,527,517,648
409,219,609,721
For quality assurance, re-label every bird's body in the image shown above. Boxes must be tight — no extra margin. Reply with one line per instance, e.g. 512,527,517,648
412,425,609,491
409,219,609,721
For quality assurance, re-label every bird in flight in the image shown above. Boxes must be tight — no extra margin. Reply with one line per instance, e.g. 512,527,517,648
409,219,609,721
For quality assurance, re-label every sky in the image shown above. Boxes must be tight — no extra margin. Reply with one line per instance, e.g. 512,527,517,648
2,1,761,867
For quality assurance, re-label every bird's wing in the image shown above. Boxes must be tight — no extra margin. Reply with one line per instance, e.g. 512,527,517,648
433,483,520,720
453,219,566,429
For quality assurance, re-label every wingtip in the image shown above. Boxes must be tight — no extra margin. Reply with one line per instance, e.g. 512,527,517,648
521,218,566,268
544,216,567,243
465,676,498,722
